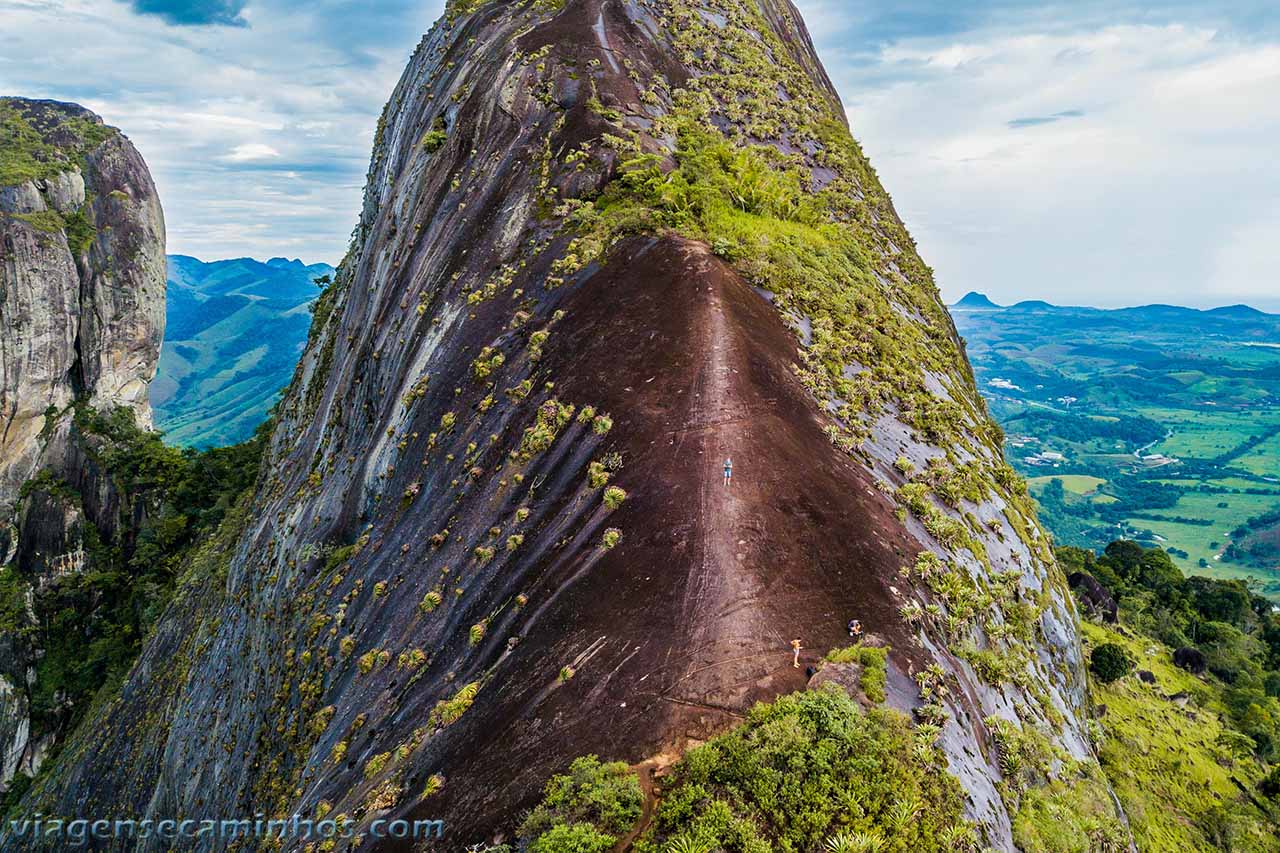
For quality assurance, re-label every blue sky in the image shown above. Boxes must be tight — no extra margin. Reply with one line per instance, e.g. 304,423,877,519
2,1,1278,310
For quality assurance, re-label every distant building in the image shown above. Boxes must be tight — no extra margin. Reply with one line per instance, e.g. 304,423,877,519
1136,453,1179,468
1023,450,1065,466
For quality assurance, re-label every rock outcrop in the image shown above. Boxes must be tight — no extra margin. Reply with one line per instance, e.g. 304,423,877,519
0,97,165,786
1069,570,1119,624
14,2,1122,849
0,97,164,517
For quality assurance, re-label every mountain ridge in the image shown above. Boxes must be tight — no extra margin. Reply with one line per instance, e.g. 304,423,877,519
952,292,1279,319
12,2,1114,848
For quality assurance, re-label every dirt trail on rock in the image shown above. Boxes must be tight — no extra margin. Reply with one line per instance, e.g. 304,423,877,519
394,237,928,844
672,251,807,714
613,763,659,852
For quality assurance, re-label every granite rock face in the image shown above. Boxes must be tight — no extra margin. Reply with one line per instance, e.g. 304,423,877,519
14,3,1121,849
0,97,165,786
1,97,164,511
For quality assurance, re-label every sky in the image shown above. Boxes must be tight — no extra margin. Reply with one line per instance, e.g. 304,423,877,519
1,0,1278,310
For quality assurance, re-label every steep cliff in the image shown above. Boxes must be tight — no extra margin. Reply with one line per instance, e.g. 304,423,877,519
16,2,1123,849
0,98,165,787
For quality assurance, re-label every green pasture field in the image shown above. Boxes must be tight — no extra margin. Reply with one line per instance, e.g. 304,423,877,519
1154,477,1280,492
953,302,1280,598
1233,432,1280,477
1126,490,1280,575
1027,474,1107,495
1142,410,1273,460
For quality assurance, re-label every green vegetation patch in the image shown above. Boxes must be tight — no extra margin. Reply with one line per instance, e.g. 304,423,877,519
1060,540,1280,849
1027,475,1105,496
517,755,643,853
1063,542,1280,756
7,210,66,232
0,98,113,186
6,405,266,764
635,686,974,852
1011,762,1131,853
1082,621,1278,851
1089,642,1132,684
825,642,889,703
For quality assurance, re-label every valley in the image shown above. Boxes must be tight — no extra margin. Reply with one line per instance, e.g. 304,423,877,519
953,296,1280,600
154,255,333,447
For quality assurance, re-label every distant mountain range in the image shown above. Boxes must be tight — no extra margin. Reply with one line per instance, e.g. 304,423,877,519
952,291,1272,319
153,255,334,447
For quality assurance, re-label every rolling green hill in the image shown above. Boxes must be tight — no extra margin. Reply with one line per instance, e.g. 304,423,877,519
953,296,1280,600
153,255,332,447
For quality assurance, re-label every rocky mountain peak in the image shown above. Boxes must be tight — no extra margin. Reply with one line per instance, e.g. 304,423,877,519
8,2,1124,849
1,96,165,500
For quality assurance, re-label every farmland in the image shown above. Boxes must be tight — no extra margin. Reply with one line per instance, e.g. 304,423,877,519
952,298,1280,600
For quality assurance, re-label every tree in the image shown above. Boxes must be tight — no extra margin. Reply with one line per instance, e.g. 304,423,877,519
517,755,642,850
1090,643,1132,684
1136,549,1184,602
1102,540,1145,582
1188,577,1251,625
1260,765,1280,800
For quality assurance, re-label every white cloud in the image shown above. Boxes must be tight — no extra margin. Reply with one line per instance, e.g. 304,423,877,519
1210,206,1280,303
223,142,281,161
797,4,1280,310
3,0,1278,313
0,0,438,263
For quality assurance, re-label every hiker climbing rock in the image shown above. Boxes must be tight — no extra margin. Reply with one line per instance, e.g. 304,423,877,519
847,619,863,639
791,638,802,668
723,457,733,487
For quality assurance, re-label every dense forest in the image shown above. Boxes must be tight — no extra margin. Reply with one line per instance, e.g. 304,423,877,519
0,407,267,811
1061,540,1280,838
